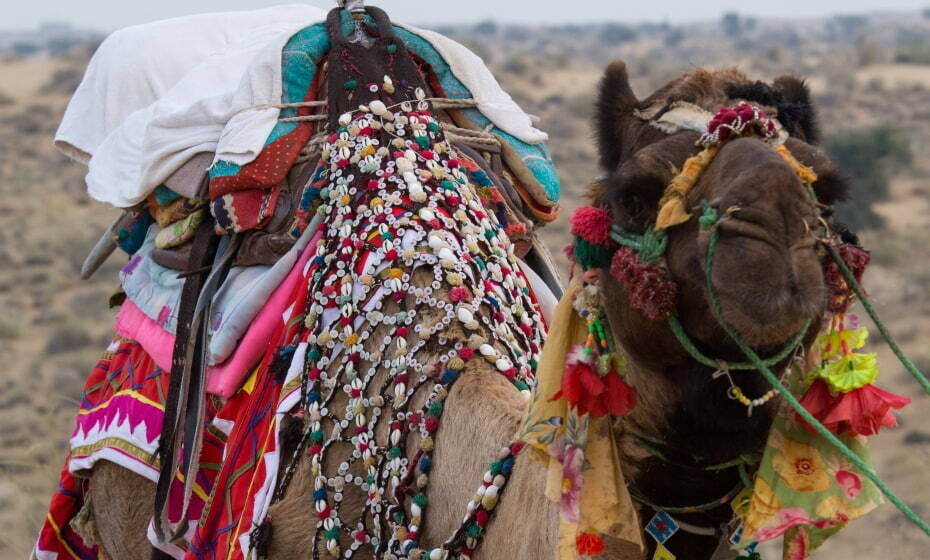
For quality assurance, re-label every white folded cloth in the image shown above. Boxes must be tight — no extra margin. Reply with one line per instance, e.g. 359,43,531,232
56,5,547,208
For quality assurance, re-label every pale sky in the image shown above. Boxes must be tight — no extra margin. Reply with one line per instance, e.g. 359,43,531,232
3,0,927,31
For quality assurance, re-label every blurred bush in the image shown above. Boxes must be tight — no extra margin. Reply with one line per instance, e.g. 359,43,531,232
599,23,637,45
895,41,930,65
827,124,913,231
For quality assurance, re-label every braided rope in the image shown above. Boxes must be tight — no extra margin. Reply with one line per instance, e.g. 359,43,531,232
611,225,668,263
667,316,810,372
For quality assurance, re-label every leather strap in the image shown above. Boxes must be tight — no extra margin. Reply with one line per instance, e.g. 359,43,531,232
153,216,232,544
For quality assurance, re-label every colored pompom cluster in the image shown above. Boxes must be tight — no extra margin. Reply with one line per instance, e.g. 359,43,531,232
553,345,637,419
797,314,910,437
570,205,616,270
823,243,871,313
609,246,679,321
701,102,778,146
570,206,613,246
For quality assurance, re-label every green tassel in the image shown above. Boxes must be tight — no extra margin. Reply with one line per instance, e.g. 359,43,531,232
573,238,612,270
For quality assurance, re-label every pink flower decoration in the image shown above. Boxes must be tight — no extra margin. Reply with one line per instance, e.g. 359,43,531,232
754,508,814,542
835,470,862,499
559,445,584,523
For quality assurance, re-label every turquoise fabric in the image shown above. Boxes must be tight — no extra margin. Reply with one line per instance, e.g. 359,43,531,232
153,185,183,205
210,16,560,202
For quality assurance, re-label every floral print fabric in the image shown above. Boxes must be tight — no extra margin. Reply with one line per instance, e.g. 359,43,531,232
739,363,884,556
518,281,644,559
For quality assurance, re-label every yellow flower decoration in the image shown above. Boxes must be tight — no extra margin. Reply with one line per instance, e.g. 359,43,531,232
818,327,868,360
818,353,878,394
772,440,831,493
743,478,781,537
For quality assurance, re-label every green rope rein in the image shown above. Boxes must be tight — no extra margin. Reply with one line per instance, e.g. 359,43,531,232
668,315,810,371
701,214,930,538
824,243,930,395
611,224,668,263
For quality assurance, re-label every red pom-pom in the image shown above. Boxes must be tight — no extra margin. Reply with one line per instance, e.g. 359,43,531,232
449,287,471,302
736,104,756,122
570,206,614,246
475,510,490,526
798,379,910,437
604,370,638,418
610,247,679,320
551,347,636,418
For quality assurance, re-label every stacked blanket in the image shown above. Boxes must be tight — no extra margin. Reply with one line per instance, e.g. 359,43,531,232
56,5,556,208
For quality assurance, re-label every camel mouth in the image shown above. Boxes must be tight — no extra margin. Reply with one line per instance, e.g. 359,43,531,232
704,234,825,348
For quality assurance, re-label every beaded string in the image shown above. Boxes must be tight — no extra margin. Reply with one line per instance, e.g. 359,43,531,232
273,70,544,559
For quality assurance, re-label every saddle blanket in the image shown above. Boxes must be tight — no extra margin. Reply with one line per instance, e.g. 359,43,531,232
55,5,551,208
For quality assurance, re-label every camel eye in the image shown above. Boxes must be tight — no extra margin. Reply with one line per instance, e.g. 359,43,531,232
605,170,667,233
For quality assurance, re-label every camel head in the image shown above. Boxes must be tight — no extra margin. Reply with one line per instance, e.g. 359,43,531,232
592,61,852,374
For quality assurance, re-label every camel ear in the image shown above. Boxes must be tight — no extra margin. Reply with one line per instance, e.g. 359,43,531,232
783,138,849,205
772,75,820,144
595,60,639,172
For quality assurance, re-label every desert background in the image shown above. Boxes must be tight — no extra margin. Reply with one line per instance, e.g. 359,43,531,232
2,6,930,558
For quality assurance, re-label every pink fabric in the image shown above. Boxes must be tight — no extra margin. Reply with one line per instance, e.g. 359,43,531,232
114,232,319,399
205,236,317,397
115,299,176,371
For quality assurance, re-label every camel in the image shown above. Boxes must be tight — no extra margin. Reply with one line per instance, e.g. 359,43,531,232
64,56,854,560
257,62,853,560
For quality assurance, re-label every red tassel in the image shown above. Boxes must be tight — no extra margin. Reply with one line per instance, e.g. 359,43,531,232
603,371,638,418
798,379,910,437
552,348,636,418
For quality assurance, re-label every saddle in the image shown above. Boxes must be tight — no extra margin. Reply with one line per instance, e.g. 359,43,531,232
136,6,563,552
